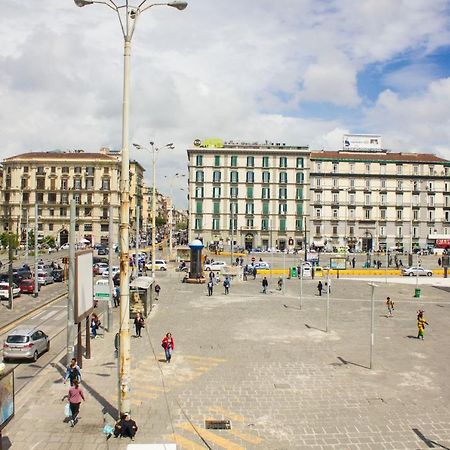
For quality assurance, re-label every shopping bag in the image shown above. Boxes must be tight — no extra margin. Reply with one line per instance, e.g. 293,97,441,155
103,424,114,435
64,403,71,418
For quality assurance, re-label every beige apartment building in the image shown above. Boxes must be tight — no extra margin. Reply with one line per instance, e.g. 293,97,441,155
0,150,122,246
187,140,310,251
309,150,450,253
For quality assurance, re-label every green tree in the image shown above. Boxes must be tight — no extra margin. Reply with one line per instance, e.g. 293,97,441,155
176,222,187,231
155,216,166,227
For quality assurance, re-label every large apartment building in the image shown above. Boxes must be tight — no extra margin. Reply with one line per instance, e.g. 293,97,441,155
0,150,123,246
187,137,450,253
187,140,310,251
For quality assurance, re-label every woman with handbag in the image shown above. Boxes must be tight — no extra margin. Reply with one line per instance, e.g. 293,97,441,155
134,312,145,338
161,332,175,363
68,379,85,427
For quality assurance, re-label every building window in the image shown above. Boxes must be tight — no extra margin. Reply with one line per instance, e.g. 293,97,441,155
296,157,304,168
262,187,270,199
380,226,385,237
413,194,419,206
413,226,418,237
60,207,67,217
396,209,402,220
195,171,204,182
246,171,254,183
101,224,109,232
194,218,202,230
413,165,419,175
21,178,28,189
397,180,403,190
262,171,270,183
261,219,269,231
332,226,338,235
279,172,287,184
246,203,254,215
73,194,81,205
397,226,402,237
296,203,303,216
428,195,435,207
350,178,355,188
102,208,108,219
315,178,321,188
396,194,403,204
102,179,110,190
246,219,254,228
212,187,221,198
332,178,338,188
85,167,95,176
380,164,386,175
332,209,338,219
315,208,321,218
280,218,286,231
429,165,434,176
262,156,270,168
365,209,371,219
365,179,371,190
74,178,82,189
315,162,322,172
295,219,303,231
85,178,94,190
36,179,45,190
247,187,253,198
278,203,287,215
381,194,386,205
84,223,93,232
315,225,321,235
262,202,269,215
195,187,204,198
428,181,434,191
296,188,303,200
246,156,254,167
396,164,403,175
332,162,339,173
230,155,238,167
23,166,29,173
315,193,322,203
230,187,238,198
332,193,339,203
365,194,371,206
196,155,203,166
381,179,386,189
349,226,354,236
428,210,435,221
279,188,287,200
380,209,386,220
84,208,92,217
212,218,220,230
213,171,221,182
196,202,203,214
413,209,419,221
279,157,287,168
365,163,370,174
61,193,68,204
213,202,220,214
296,172,304,184
214,155,221,166
413,181,419,191
349,163,355,174
230,171,239,183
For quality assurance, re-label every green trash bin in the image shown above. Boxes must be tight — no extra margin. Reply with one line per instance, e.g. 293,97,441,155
414,288,421,298
290,266,298,278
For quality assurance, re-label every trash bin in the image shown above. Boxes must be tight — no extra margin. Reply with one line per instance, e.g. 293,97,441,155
290,266,298,278
414,288,421,298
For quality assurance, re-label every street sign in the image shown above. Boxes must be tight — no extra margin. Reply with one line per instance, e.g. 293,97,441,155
94,284,111,301
251,257,256,262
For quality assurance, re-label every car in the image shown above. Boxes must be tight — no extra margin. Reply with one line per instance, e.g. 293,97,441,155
253,261,270,270
0,273,24,286
59,243,70,250
3,328,50,362
0,282,21,299
95,278,110,286
402,267,433,277
51,269,65,282
93,262,108,275
37,270,54,285
14,267,32,280
19,279,40,294
204,261,227,271
102,266,120,278
97,247,108,256
145,259,167,271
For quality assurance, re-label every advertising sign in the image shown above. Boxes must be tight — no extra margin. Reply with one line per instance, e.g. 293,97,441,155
306,252,319,263
94,284,111,301
0,369,14,431
343,134,382,152
330,257,346,270
74,250,94,323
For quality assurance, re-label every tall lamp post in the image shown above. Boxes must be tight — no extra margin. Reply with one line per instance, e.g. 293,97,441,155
134,142,175,278
74,0,187,416
164,173,185,261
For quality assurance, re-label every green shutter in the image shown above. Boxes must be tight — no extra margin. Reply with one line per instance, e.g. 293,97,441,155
213,202,220,214
196,201,203,214
214,155,220,166
263,202,269,215
296,203,303,216
247,187,253,198
280,218,286,232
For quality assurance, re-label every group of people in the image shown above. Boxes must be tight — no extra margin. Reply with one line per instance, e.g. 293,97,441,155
316,280,331,296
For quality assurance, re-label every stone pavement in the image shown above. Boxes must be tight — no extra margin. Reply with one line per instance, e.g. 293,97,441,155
2,269,450,449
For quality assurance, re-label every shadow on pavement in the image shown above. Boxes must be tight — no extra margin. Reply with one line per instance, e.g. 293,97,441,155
406,335,418,339
0,435,12,449
336,356,368,370
304,323,325,332
412,427,450,449
282,304,302,310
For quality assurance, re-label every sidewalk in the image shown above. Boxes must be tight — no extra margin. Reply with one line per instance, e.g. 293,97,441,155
3,270,450,449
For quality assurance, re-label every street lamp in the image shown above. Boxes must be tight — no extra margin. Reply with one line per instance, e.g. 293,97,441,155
164,173,185,261
133,142,174,278
74,0,187,417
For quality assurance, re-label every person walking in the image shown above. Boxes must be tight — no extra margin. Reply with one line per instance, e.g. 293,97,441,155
351,257,356,269
134,312,145,337
386,297,395,317
253,267,257,280
67,379,85,427
223,277,230,295
63,358,81,386
162,332,175,363
277,277,283,291
154,284,161,301
114,286,120,308
262,277,268,294
417,310,429,340
317,280,323,296
207,279,214,296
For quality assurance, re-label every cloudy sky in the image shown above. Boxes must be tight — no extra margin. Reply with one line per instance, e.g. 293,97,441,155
1,0,450,207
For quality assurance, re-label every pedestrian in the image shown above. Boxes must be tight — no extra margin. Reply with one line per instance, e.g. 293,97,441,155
262,276,268,294
438,257,442,267
235,257,239,266
239,257,243,266
277,277,283,291
386,297,394,317
417,310,429,340
214,272,220,285
351,257,356,269
223,277,230,295
91,313,100,338
113,413,138,441
317,280,323,296
324,280,331,294
155,284,161,301
67,379,85,427
253,267,257,280
63,358,82,386
207,279,213,296
162,332,175,363
114,286,120,308
377,260,382,269
134,312,145,337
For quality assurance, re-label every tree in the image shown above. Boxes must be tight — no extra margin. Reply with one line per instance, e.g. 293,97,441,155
176,222,188,231
155,216,166,227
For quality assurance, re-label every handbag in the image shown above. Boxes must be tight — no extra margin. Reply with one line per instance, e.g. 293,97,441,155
64,403,71,418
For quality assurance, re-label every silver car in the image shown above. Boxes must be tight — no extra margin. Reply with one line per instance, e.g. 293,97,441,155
3,328,50,362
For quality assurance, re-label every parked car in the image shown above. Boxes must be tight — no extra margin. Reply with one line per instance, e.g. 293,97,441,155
0,282,21,299
402,267,433,277
59,243,70,250
102,266,120,278
37,270,54,285
253,261,270,270
51,269,65,282
93,262,108,275
3,328,50,362
97,247,108,256
19,279,39,294
14,267,32,280
145,259,168,271
0,273,24,286
204,261,227,271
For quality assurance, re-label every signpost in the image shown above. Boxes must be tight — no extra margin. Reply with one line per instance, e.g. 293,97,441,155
329,257,346,279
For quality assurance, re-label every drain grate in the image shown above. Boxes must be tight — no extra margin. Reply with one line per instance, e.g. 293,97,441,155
205,419,231,430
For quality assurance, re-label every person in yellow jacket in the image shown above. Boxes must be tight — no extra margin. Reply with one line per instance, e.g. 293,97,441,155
417,310,429,340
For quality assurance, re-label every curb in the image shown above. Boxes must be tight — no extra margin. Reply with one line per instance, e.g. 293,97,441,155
0,291,67,335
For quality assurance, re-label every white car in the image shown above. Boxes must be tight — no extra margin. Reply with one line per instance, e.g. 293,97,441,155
0,283,21,299
402,267,433,277
253,261,270,270
59,243,70,250
94,262,109,275
204,261,227,271
102,266,120,278
145,259,167,271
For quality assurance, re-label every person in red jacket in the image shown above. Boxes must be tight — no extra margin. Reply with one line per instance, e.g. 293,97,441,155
162,332,175,363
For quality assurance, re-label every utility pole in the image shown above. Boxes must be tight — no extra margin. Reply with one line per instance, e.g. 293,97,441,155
326,269,330,332
108,205,114,331
368,282,378,369
8,233,14,310
230,204,234,266
304,216,308,262
135,205,140,279
299,258,303,310
25,209,29,262
34,203,39,298
66,200,76,365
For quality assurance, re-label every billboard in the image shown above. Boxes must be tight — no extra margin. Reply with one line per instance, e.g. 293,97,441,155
0,369,14,431
74,250,94,323
330,258,346,270
343,134,382,152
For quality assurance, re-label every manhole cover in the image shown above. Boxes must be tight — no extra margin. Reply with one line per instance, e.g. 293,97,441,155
205,419,231,430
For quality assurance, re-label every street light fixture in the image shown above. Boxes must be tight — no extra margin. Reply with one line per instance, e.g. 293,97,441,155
73,0,187,417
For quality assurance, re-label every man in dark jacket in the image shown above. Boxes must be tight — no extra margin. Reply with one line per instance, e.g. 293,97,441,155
262,277,268,294
114,413,138,440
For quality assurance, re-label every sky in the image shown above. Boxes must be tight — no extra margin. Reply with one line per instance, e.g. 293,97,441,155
1,0,450,208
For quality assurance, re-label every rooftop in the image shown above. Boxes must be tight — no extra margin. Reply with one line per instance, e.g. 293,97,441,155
3,151,118,162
